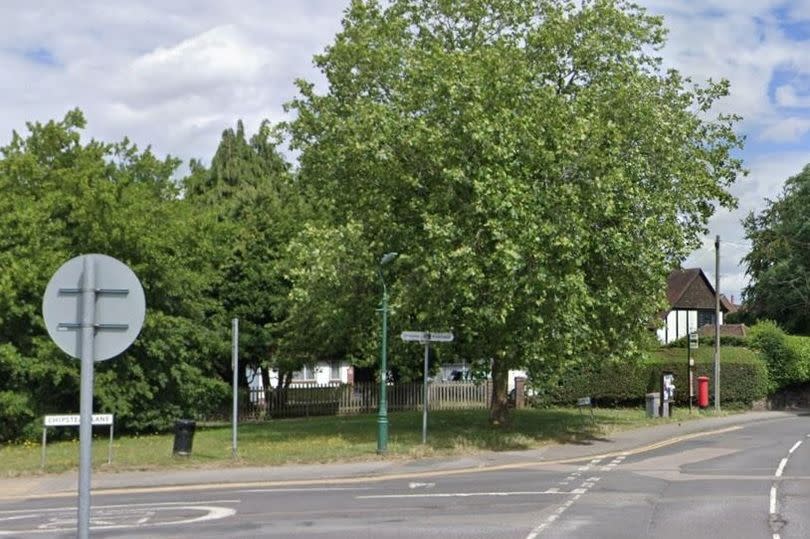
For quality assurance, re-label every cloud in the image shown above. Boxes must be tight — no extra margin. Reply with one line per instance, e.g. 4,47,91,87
0,1,347,164
774,84,810,107
759,116,810,140
683,149,810,299
116,25,273,107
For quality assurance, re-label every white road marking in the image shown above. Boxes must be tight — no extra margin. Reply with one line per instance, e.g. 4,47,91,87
357,490,574,499
768,436,805,534
238,487,372,493
0,503,237,535
408,482,435,489
0,500,239,515
525,446,625,538
775,458,788,478
789,441,802,454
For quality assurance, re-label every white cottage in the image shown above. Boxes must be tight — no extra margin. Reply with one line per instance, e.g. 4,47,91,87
656,268,735,344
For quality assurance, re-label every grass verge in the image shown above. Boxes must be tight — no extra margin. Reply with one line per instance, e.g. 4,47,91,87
0,406,734,477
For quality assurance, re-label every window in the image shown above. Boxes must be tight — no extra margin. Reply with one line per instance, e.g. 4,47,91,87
292,365,315,381
330,361,342,381
697,310,715,328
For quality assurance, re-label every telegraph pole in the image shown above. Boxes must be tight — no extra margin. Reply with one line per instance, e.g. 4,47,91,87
714,235,721,412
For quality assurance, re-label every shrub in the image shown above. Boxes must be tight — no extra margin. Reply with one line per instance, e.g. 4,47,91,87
748,321,808,390
0,391,35,443
664,334,748,348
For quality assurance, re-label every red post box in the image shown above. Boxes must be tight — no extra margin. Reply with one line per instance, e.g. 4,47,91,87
697,376,709,408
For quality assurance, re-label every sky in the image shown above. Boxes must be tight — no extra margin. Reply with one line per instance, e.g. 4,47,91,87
1,0,809,303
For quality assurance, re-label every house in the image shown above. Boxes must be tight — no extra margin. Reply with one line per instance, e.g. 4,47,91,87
656,268,734,344
268,361,353,387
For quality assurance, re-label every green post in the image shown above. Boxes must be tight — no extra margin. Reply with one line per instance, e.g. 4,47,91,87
377,252,398,455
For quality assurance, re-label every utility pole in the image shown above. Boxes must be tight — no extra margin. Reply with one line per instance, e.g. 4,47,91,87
714,235,721,412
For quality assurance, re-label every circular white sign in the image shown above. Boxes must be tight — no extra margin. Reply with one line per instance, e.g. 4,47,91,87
42,254,146,361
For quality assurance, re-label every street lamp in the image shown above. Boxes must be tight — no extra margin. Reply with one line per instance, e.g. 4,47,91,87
377,251,398,454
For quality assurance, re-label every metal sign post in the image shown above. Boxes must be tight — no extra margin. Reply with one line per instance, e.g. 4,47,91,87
43,254,145,539
232,318,239,459
688,331,697,413
77,256,95,538
401,331,454,444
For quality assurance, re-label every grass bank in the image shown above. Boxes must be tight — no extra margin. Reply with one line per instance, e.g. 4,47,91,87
0,406,732,477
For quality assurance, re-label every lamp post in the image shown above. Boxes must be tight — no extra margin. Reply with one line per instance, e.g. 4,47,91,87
377,251,398,454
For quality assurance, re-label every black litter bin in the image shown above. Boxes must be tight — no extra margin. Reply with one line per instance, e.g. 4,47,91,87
172,419,196,456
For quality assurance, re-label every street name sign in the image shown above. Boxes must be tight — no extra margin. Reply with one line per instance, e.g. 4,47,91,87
400,331,454,343
44,414,114,427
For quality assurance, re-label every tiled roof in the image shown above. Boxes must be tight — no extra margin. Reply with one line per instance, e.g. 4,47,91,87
666,268,726,311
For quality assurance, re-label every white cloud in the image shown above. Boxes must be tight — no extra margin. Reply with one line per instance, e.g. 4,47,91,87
774,84,810,107
759,116,810,140
117,25,273,106
0,0,347,162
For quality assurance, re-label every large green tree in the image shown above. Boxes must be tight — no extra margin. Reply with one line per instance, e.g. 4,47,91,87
285,0,744,423
743,164,810,334
0,110,227,439
183,120,304,394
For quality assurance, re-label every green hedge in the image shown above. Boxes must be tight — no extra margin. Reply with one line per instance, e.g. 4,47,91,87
541,347,768,407
650,347,768,406
664,335,748,348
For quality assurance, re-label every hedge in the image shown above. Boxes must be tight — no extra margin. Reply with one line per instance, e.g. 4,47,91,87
540,347,768,407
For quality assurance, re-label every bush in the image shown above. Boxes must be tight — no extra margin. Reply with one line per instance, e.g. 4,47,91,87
0,391,35,442
542,347,768,407
664,334,748,348
748,321,809,390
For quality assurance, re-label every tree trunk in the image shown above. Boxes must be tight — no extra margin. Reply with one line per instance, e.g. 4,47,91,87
489,358,510,426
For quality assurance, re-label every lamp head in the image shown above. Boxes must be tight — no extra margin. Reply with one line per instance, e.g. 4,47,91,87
380,252,398,266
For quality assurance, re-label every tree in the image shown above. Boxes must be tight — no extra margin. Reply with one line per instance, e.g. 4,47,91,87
0,110,228,438
284,0,744,424
743,164,810,334
183,120,303,400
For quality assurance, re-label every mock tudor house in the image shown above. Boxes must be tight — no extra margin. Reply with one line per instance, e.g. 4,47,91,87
656,268,737,344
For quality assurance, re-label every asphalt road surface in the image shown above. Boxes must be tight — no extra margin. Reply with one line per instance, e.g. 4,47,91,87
1,413,808,538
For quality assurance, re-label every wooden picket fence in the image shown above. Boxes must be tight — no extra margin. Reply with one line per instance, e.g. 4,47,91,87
240,381,492,420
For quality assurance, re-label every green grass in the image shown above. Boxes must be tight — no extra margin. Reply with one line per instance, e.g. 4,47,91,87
0,406,732,478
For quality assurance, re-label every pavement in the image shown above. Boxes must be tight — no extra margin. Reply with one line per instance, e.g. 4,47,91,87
0,410,799,500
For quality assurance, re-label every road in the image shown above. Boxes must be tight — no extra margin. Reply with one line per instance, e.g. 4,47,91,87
1,413,808,538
